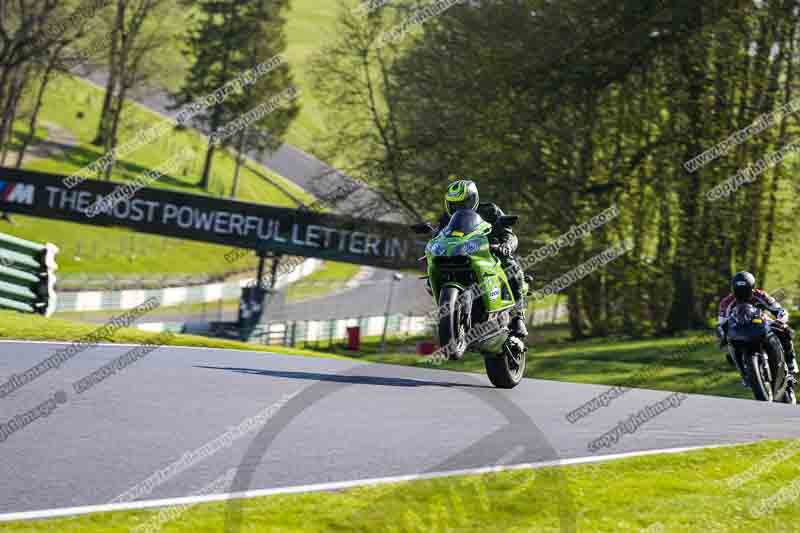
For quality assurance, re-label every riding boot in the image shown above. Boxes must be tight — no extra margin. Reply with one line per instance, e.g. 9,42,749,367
510,314,528,339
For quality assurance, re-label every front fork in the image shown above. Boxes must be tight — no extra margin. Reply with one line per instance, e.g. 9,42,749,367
728,345,748,383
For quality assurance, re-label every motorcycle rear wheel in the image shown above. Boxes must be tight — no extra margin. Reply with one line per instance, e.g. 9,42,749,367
484,339,526,389
783,386,797,405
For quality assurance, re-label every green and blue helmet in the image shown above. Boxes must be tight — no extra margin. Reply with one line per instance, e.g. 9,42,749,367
444,178,479,215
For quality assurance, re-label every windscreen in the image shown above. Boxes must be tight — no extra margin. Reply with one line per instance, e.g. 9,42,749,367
731,303,759,326
446,209,484,236
729,303,768,341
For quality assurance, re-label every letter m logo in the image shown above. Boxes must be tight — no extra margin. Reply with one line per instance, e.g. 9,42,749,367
0,182,35,205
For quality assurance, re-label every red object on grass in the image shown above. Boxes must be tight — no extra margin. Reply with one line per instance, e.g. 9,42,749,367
416,340,437,355
347,327,361,351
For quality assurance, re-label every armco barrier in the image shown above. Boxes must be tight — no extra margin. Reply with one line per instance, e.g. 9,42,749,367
252,314,432,347
135,315,432,342
55,258,322,313
0,232,58,316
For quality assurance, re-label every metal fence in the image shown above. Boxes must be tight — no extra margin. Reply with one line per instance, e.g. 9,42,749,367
55,259,322,313
252,314,432,347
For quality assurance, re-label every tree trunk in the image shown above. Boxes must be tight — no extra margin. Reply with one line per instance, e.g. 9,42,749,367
199,140,215,191
93,0,124,146
103,83,128,181
16,66,55,168
230,129,248,198
0,65,29,166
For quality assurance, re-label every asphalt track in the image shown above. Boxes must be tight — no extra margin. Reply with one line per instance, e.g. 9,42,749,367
2,340,800,520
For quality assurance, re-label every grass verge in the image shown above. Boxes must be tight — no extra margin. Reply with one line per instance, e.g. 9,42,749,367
3,439,799,532
0,310,347,360
337,324,752,400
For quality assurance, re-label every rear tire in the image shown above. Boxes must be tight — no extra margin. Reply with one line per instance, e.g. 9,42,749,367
484,340,526,389
438,287,468,360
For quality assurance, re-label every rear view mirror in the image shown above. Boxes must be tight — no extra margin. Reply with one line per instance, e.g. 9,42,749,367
411,222,435,235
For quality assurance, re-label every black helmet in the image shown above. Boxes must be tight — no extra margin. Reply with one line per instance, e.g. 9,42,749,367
444,178,479,215
731,271,756,303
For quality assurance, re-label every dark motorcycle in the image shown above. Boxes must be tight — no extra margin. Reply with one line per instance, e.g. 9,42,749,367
728,303,796,404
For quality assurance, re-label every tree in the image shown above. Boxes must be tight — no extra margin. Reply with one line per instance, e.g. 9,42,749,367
0,0,96,158
312,0,797,337
87,0,174,180
171,0,297,193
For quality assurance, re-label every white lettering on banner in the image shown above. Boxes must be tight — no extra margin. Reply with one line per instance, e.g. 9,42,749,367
306,225,322,248
5,184,35,205
214,211,230,234
230,213,245,236
195,210,214,231
365,234,381,255
321,227,336,248
273,221,287,243
163,203,178,223
350,232,366,254
291,224,305,246
35,185,417,261
338,230,352,252
258,219,275,240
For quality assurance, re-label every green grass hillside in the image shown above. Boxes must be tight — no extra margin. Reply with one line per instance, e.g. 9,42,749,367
0,1,362,277
5,73,317,276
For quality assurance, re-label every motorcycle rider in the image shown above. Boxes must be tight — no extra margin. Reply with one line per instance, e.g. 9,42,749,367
436,178,529,340
717,271,798,377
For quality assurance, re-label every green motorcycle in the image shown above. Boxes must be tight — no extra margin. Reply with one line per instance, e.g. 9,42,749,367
413,209,529,389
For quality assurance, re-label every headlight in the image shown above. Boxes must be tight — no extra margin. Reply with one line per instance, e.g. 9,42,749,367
453,239,483,256
429,242,448,256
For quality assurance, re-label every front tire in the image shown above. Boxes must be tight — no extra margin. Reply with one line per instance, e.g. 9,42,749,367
438,287,468,360
748,353,774,402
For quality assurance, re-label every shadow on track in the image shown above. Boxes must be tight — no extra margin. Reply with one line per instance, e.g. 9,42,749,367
195,365,493,389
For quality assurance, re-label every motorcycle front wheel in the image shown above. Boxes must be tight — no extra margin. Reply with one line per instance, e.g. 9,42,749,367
438,286,469,360
747,353,774,402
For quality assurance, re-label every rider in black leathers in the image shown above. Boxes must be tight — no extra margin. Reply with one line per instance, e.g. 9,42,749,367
437,179,529,340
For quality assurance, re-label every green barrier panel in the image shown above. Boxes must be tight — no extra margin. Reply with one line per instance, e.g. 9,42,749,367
0,280,38,303
0,248,40,271
0,295,35,313
0,232,46,256
0,233,58,317
0,264,40,287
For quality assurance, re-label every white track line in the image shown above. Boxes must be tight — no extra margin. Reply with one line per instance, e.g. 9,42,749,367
0,443,735,522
